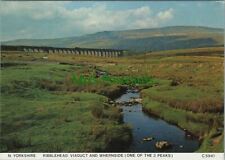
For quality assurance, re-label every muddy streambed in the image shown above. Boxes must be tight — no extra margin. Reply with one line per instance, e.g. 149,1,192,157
115,89,200,152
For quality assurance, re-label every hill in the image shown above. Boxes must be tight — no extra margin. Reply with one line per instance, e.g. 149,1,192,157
2,26,224,53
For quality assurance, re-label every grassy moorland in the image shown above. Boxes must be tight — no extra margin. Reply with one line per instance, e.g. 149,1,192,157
0,63,134,152
1,46,224,152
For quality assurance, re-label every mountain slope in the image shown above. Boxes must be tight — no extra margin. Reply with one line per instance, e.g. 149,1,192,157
2,26,224,53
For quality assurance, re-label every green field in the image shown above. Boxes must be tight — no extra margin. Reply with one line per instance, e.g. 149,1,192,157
1,47,224,152
71,74,156,86
0,63,133,152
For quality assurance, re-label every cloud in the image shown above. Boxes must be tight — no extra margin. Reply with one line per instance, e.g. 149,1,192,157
157,8,174,21
1,2,175,40
216,1,225,5
0,2,66,20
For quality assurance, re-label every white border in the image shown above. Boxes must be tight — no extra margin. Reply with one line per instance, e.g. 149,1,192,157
0,153,224,160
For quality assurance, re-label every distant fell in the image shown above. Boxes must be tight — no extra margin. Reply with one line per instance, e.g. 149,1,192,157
2,26,224,53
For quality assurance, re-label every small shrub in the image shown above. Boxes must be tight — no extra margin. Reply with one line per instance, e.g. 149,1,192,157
38,79,60,91
1,135,31,151
106,107,122,123
74,97,81,101
170,79,180,86
45,143,63,152
104,125,132,151
91,125,106,139
91,102,104,118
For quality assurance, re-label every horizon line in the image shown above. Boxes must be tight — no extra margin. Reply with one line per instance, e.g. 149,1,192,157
2,25,224,42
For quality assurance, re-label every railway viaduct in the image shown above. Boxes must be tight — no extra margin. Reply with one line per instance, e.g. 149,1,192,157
1,45,125,57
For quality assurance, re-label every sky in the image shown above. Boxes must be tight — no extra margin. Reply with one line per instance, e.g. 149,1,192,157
0,1,224,41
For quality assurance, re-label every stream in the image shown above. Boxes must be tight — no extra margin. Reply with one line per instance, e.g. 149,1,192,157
115,89,200,152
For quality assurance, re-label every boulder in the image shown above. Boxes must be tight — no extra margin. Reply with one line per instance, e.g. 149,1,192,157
135,98,142,103
155,141,171,150
115,97,142,106
143,137,154,141
109,100,115,104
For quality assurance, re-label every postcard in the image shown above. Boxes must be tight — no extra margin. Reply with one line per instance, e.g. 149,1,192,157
0,1,224,160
